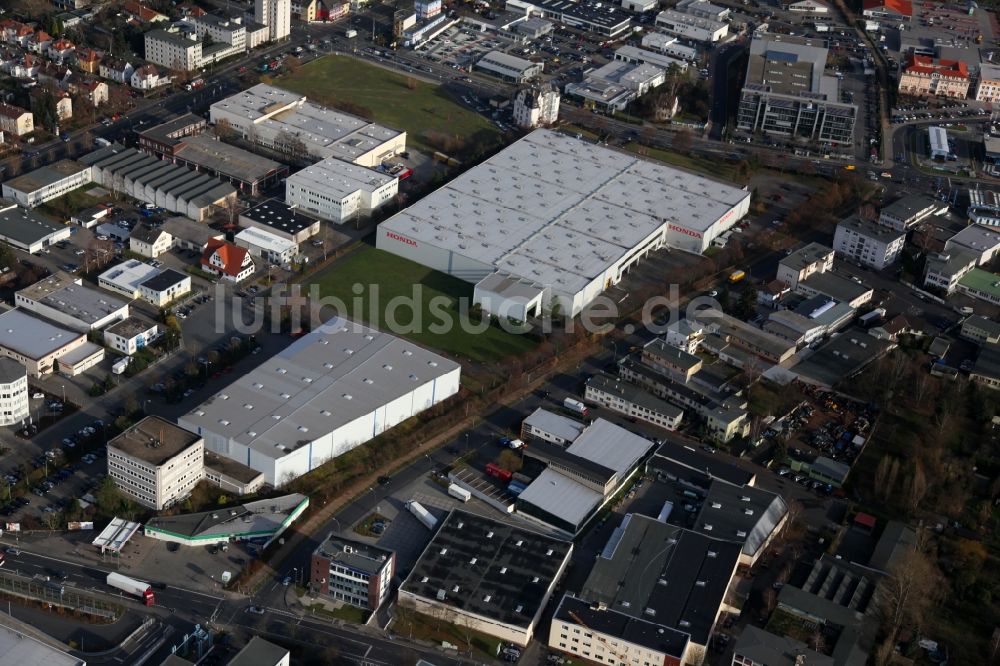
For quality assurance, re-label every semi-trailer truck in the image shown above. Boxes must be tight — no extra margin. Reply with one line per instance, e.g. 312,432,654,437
107,572,155,605
406,500,438,531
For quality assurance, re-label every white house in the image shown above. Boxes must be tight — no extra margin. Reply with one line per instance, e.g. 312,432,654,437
200,239,255,282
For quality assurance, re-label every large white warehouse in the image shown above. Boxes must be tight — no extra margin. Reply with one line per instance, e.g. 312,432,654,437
376,129,750,319
178,317,461,485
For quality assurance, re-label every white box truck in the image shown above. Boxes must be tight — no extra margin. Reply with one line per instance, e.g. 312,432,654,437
563,397,589,416
406,500,438,531
448,484,471,503
107,572,155,605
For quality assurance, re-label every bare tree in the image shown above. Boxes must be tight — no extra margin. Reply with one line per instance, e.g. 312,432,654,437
873,549,938,653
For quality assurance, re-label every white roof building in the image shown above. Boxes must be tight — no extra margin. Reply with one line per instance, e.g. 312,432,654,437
209,84,406,168
97,259,161,298
15,271,130,331
179,317,461,485
285,157,398,224
377,129,749,317
234,226,299,266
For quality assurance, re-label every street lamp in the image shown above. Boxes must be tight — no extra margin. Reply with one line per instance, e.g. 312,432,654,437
60,385,65,404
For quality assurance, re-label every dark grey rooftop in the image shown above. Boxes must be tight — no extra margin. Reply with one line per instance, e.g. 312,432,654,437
3,159,89,194
733,626,834,666
228,637,290,666
137,112,206,147
400,509,572,628
241,199,316,235
799,272,871,303
793,328,894,386
314,533,394,576
0,206,66,246
692,482,788,557
586,373,683,418
0,357,26,384
649,438,755,487
780,242,833,272
140,268,188,293
108,416,200,465
580,513,741,645
105,316,157,340
880,194,938,220
643,338,702,371
523,439,618,484
555,594,689,658
203,451,265,485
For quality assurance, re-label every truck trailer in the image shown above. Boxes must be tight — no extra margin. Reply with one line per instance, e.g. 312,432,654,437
563,398,589,416
447,484,471,503
107,572,155,605
406,500,438,531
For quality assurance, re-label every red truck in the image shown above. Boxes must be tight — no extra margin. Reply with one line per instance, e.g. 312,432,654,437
486,463,513,484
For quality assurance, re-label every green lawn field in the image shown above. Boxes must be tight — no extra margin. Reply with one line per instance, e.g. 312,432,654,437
277,55,501,157
310,246,538,364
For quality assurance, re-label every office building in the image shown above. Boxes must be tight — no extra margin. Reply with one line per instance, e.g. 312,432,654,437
923,250,977,293
961,315,1000,345
210,84,406,168
565,61,666,111
928,125,951,160
378,129,749,318
1,159,92,208
285,159,398,224
692,309,797,364
944,224,1000,266
143,29,201,71
239,199,320,243
144,493,309,546
310,535,395,610
0,358,29,426
776,243,834,289
957,268,1000,306
103,317,161,355
505,0,632,37
256,0,291,41
833,216,906,270
976,63,1000,102
898,55,969,99
0,200,72,253
522,408,587,446
98,260,191,306
654,9,728,43
692,482,788,566
584,373,684,430
737,35,856,146
676,0,730,20
107,416,204,510
475,51,543,83
551,595,689,666
179,317,461,485
0,308,104,377
878,194,939,230
640,32,699,61
234,226,299,268
399,510,573,647
16,272,130,332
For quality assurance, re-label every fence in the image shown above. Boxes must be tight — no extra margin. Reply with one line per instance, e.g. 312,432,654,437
0,569,123,620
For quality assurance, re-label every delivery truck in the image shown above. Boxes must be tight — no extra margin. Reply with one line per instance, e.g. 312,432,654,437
563,398,589,416
447,484,471,503
406,500,438,531
107,572,155,605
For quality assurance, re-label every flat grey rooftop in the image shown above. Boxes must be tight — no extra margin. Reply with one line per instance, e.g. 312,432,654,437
0,207,66,246
780,242,832,272
106,316,156,340
228,637,290,666
175,133,284,182
108,416,201,465
145,494,308,539
3,159,89,194
401,509,572,628
0,308,83,360
523,407,586,443
179,317,460,460
0,357,25,384
314,533,394,576
565,418,655,477
0,618,85,666
288,157,395,200
380,129,749,293
516,467,603,527
18,272,128,326
204,451,265,484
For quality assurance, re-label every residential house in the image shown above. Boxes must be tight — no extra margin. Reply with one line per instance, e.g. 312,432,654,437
100,58,134,84
201,239,255,282
130,64,169,91
28,30,53,55
36,61,72,88
0,104,33,136
74,47,102,74
776,243,834,290
123,1,169,23
32,89,72,122
9,54,39,79
77,79,109,107
129,225,173,258
833,215,905,270
47,38,75,63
